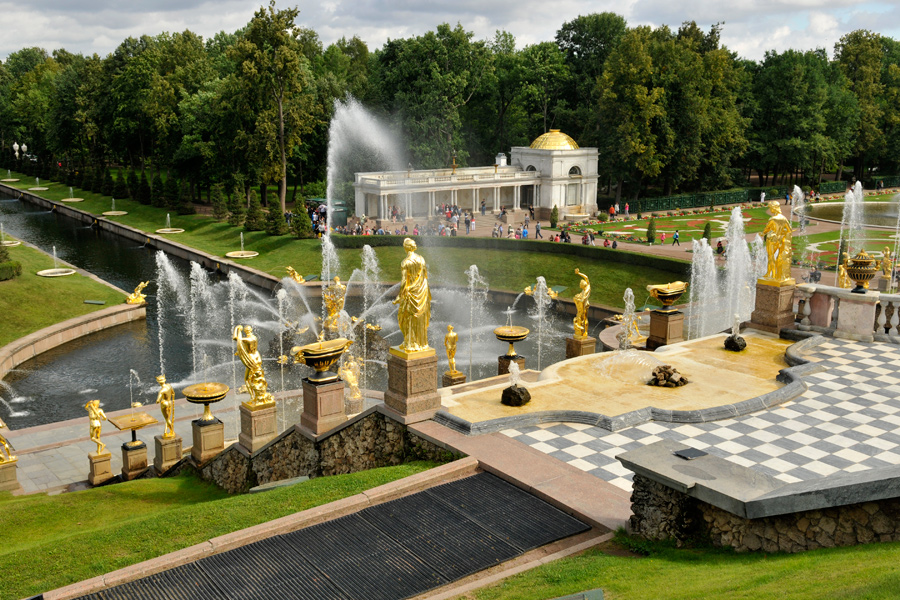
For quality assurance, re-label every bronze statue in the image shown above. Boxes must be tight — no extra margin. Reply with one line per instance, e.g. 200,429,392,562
0,417,15,463
762,201,793,282
338,354,362,402
286,266,305,284
393,238,432,353
444,325,460,374
233,325,274,407
85,400,108,454
155,374,176,439
573,269,591,338
323,276,347,333
838,252,852,289
126,281,150,304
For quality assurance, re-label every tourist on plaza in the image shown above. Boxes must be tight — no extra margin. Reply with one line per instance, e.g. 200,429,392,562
554,234,560,242
470,215,475,231
612,239,618,249
660,232,666,244
508,225,513,238
465,213,471,234
603,238,610,248
717,240,725,255
522,225,528,239
535,221,542,238
515,227,522,239
624,203,629,217
582,234,589,245
413,224,419,235
608,204,615,221
673,230,680,246
481,199,486,216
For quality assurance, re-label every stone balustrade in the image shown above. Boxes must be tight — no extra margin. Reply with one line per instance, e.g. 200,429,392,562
796,283,900,344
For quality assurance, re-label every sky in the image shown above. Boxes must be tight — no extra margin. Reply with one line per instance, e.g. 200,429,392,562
1,0,898,63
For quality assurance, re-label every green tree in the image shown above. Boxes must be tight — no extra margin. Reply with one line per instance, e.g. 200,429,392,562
227,185,246,227
150,171,165,207
113,168,128,198
646,217,657,244
835,30,885,179
550,205,559,228
137,170,151,205
210,182,228,221
702,222,712,242
163,174,180,209
244,189,266,231
175,180,194,215
520,42,570,135
290,207,314,238
265,204,288,235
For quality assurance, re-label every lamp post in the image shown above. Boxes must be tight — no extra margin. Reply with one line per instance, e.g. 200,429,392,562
12,142,18,160
451,150,457,175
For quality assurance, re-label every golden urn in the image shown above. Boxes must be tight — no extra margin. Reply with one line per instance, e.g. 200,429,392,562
291,335,353,383
846,250,878,294
494,325,530,357
182,382,230,422
646,281,688,311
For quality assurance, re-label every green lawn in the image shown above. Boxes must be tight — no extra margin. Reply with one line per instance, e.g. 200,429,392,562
462,533,900,600
0,238,127,346
0,462,438,600
2,172,685,308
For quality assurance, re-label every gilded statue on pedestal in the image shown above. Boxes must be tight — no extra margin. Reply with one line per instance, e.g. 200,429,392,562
838,252,852,289
286,266,305,283
444,325,460,374
881,247,893,277
233,325,274,407
393,238,432,353
761,201,793,283
0,417,15,463
85,400,108,454
573,269,591,338
126,281,149,304
323,276,347,333
338,354,362,401
155,374,176,439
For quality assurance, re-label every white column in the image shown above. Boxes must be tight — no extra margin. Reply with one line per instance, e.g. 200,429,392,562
493,187,499,211
514,186,520,210
355,188,365,219
472,188,477,212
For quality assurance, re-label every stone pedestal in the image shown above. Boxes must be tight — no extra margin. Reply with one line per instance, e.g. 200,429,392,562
875,276,892,292
383,349,440,421
88,452,113,486
345,393,365,416
121,441,148,481
301,379,347,435
239,402,277,453
749,282,796,334
0,461,19,492
646,311,684,350
191,418,225,464
442,370,467,387
498,355,526,376
566,336,597,358
154,435,183,474
834,288,880,342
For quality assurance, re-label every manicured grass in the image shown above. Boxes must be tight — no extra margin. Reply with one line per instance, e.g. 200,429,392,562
2,172,684,308
0,462,438,600
0,238,126,346
463,533,900,600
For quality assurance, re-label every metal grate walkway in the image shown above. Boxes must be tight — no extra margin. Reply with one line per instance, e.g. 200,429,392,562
72,473,590,600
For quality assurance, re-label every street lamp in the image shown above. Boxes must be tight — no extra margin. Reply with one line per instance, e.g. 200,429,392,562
12,142,18,159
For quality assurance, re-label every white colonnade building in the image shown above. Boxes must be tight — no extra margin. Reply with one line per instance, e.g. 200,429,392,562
353,130,598,224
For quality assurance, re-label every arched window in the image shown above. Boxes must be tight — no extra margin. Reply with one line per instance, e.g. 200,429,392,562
568,166,582,177
526,165,537,172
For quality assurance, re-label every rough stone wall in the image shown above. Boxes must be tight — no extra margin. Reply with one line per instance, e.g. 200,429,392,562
252,429,318,486
406,431,464,463
631,474,900,553
200,446,251,494
318,412,405,476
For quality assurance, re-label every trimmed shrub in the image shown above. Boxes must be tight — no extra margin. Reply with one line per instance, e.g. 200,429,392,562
92,168,105,194
210,183,228,221
647,218,657,244
702,222,712,242
127,168,138,198
151,172,165,207
550,206,559,228
164,175,180,210
175,181,195,215
244,190,266,231
113,168,129,199
80,169,93,192
227,186,245,227
0,260,22,280
138,171,151,205
265,206,288,235
290,208,314,238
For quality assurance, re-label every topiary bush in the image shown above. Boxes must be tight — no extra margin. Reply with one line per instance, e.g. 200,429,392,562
702,222,712,242
164,175,180,210
227,185,246,227
290,208,314,238
0,245,21,280
175,181,195,215
265,206,288,235
244,190,266,231
113,168,129,199
138,171,151,205
550,205,559,228
210,183,228,221
151,172,165,207
646,218,656,244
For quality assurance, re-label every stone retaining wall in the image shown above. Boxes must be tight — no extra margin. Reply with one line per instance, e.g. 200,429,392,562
630,474,900,552
193,408,463,493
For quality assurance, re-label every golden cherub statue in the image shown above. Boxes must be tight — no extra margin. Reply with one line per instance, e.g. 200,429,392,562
155,374,176,439
126,281,150,304
338,354,362,401
286,266,305,283
444,324,460,374
323,276,347,333
0,417,16,463
761,201,794,284
573,269,591,338
393,238,432,353
838,252,852,289
233,325,274,407
85,399,108,455
524,284,559,300
881,247,893,277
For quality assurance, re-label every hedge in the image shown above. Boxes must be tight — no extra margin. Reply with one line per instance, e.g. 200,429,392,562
330,234,691,277
0,260,22,280
865,176,900,189
819,180,849,194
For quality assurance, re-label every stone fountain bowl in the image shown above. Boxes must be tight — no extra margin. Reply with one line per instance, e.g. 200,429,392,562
61,197,84,202
183,381,229,421
155,227,185,234
291,338,353,383
225,250,259,259
0,240,21,247
37,268,76,277
494,325,530,357
847,250,878,293
102,211,128,216
646,281,688,309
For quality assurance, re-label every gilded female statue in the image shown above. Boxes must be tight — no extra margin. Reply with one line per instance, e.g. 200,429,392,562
233,325,274,407
85,400,108,455
155,374,176,439
762,201,793,282
573,269,591,338
338,354,362,401
838,252,852,289
0,417,15,463
444,325,459,374
881,247,893,277
393,238,432,353
323,276,347,332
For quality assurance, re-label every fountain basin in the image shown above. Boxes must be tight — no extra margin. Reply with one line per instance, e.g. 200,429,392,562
183,381,229,422
61,198,84,203
28,187,48,191
102,211,128,216
225,250,259,259
494,325,529,357
805,202,900,229
0,240,21,247
36,268,76,277
155,228,185,234
1,179,20,182
291,337,353,383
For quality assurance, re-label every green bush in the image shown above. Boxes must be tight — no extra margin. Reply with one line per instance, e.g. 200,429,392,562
0,260,22,280
175,181,195,215
210,183,228,221
647,218,657,244
768,188,779,197
93,168,106,194
702,222,712,242
265,206,288,236
599,213,609,223
164,176,180,210
550,206,559,228
227,186,246,227
290,208,314,238
126,169,138,199
79,169,93,192
113,168,129,199
244,190,266,231
151,172,165,207
138,171,151,205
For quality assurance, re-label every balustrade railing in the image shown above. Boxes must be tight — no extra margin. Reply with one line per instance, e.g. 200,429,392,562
796,283,900,343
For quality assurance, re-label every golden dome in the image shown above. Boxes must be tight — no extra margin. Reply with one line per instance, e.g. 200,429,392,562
529,129,579,150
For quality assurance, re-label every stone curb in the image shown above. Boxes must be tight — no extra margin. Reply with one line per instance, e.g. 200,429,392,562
41,456,480,600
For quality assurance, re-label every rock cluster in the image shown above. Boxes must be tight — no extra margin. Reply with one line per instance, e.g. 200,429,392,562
648,365,688,387
724,334,747,352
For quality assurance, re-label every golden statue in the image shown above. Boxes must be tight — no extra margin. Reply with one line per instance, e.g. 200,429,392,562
85,400,108,455
881,247,893,277
323,276,347,333
444,325,460,374
573,269,591,338
233,325,274,407
524,284,559,300
286,266,305,283
761,201,794,284
338,354,362,401
155,374,176,439
838,252,852,289
393,238,432,353
0,417,15,463
126,281,149,304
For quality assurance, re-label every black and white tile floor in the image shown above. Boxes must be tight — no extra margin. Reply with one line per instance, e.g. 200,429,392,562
502,339,900,492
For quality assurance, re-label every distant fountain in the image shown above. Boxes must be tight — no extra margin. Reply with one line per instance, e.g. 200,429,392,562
189,262,215,375
464,265,490,380
836,182,865,285
358,245,381,392
618,288,637,350
687,238,720,339
69,187,73,198
35,177,39,187
528,277,553,370
155,252,187,376
111,198,116,212
128,369,142,416
321,234,339,281
596,288,664,384
792,185,807,234
723,207,755,324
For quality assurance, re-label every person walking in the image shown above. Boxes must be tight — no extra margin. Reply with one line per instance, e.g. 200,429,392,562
535,221,543,239
465,213,471,235
624,202,630,217
673,230,680,246
481,199,486,216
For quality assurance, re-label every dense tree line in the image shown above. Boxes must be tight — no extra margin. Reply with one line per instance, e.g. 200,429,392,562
1,3,899,208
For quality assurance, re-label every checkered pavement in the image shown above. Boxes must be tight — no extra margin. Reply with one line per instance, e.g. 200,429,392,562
502,339,900,491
